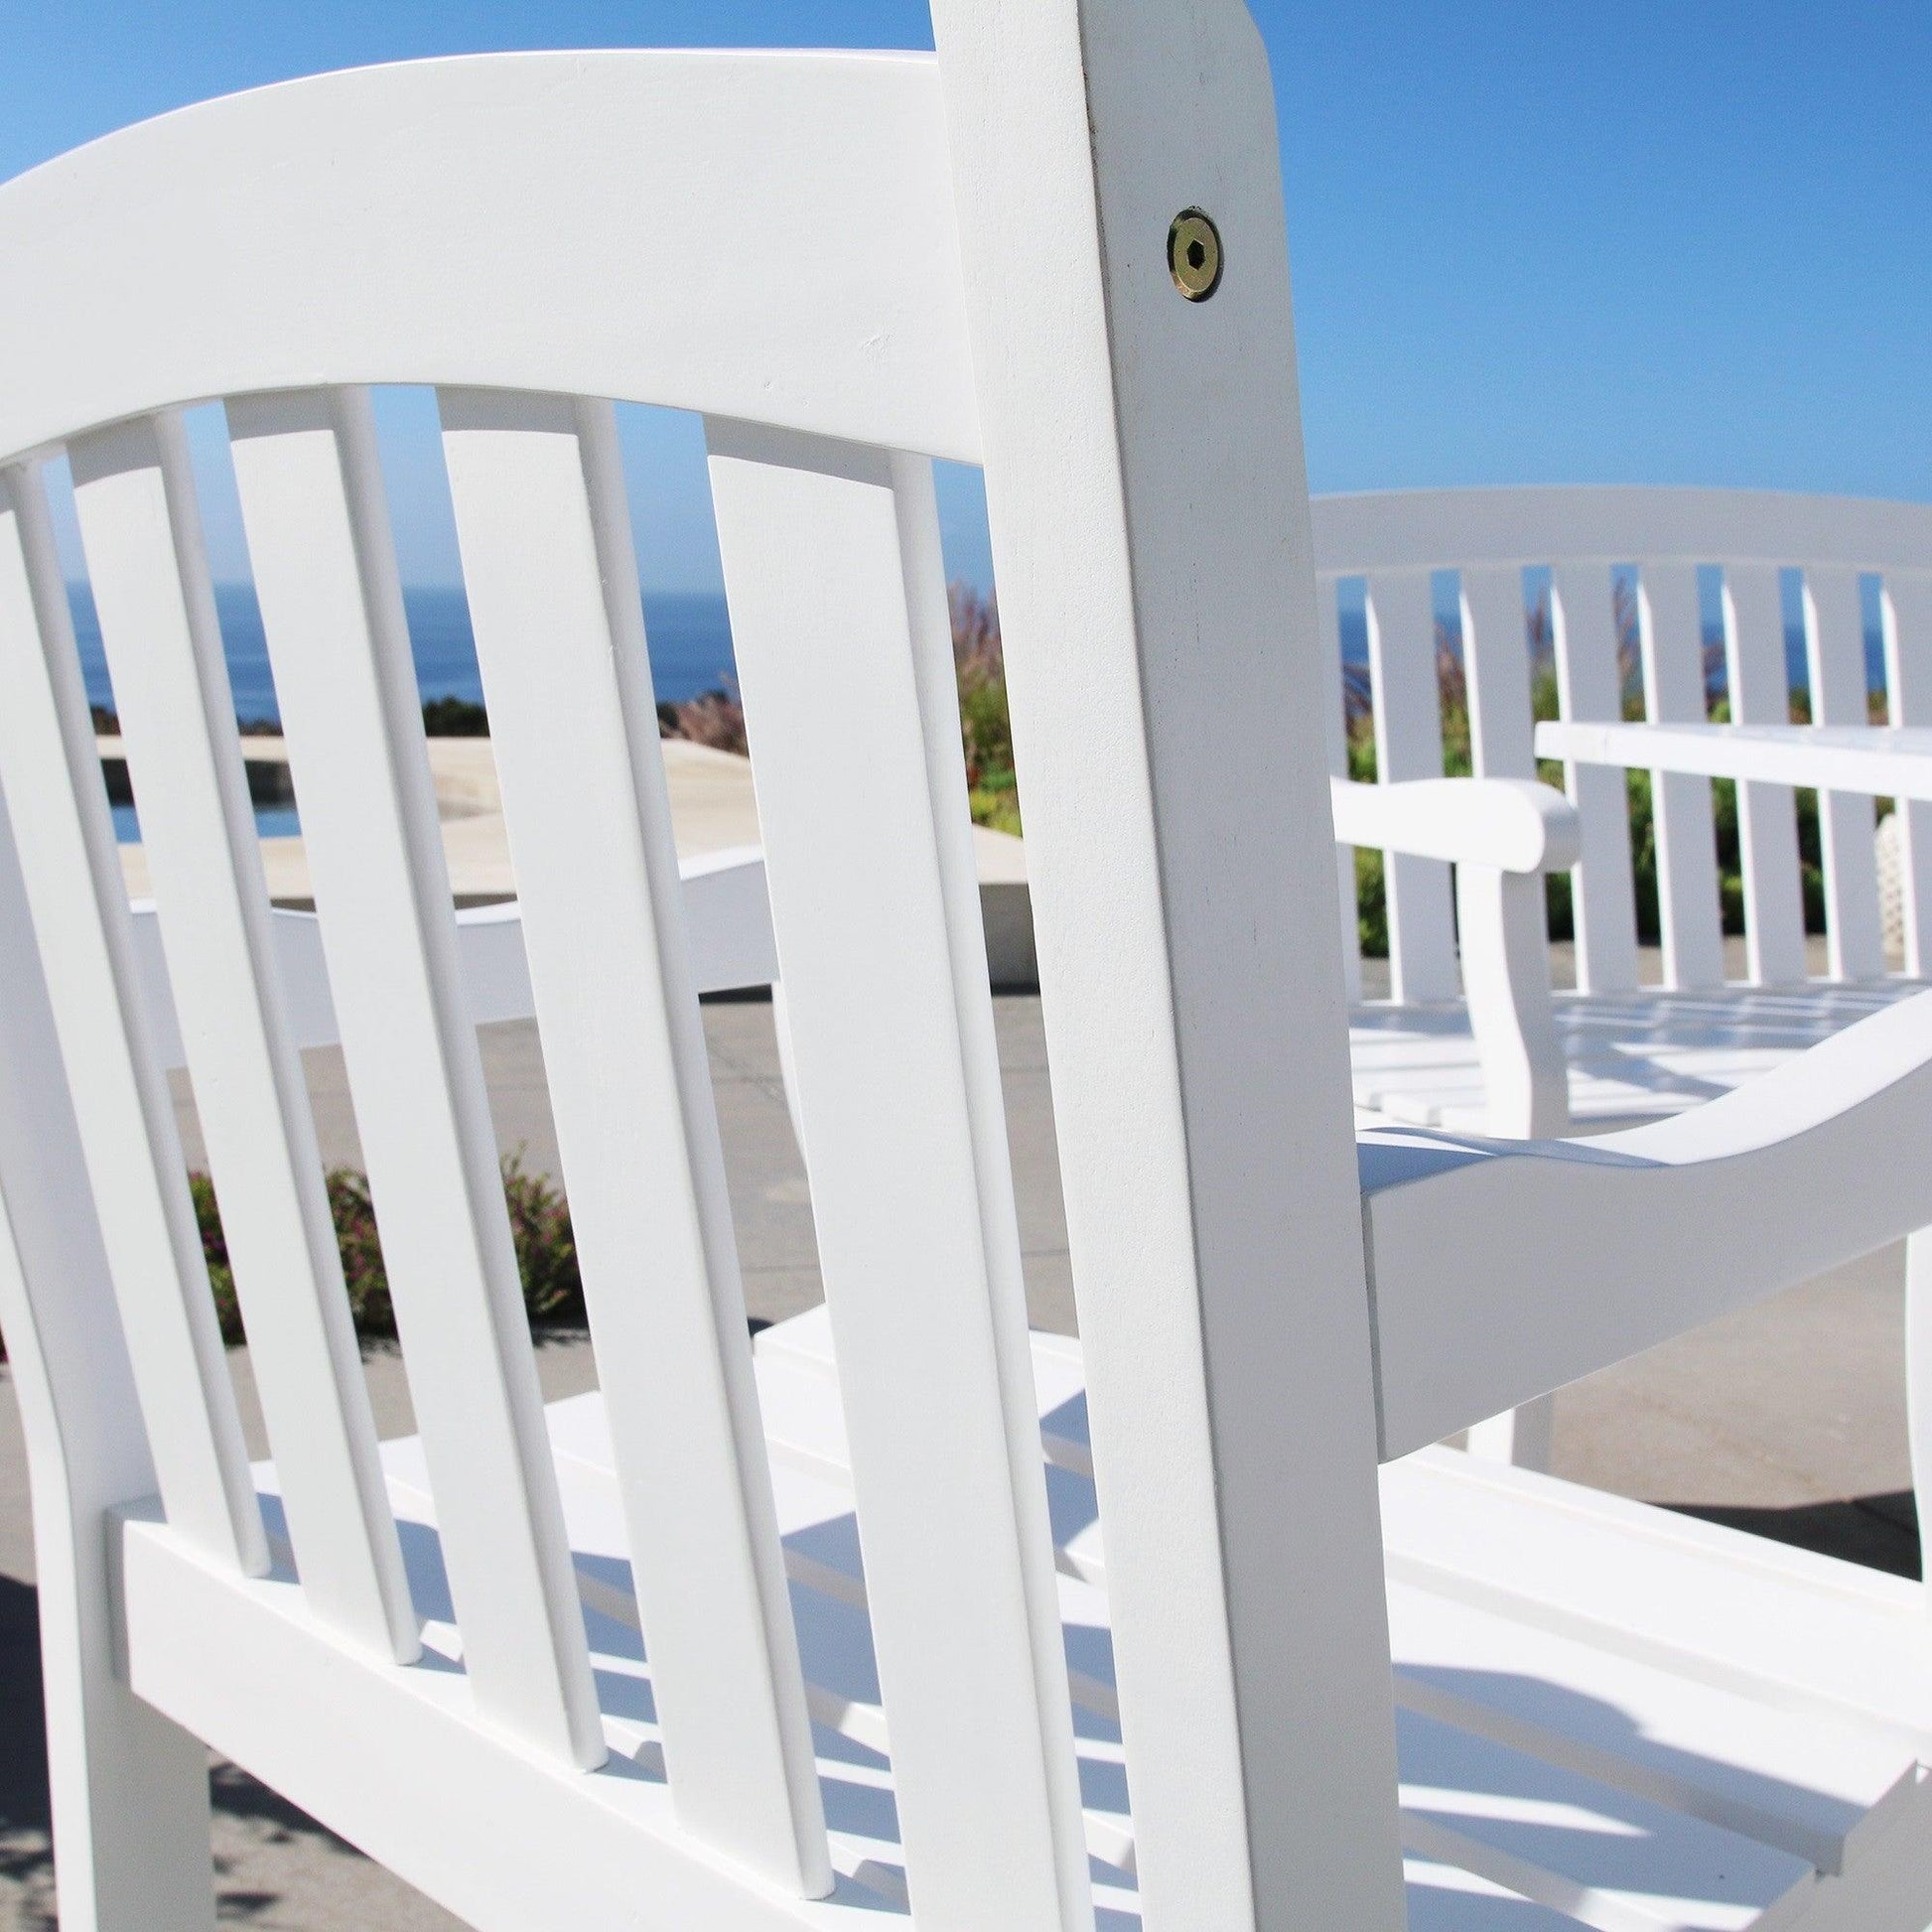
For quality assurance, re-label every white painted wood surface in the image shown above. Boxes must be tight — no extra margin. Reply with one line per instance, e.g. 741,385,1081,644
709,420,1089,1931
228,385,605,1771
71,412,418,1669
1720,563,1807,985
0,53,977,467
1366,569,1460,1003
931,0,1406,1922
9,17,1932,1932
1803,567,1885,980
0,462,265,1579
1881,572,1932,976
0,783,218,1928
1316,488,1932,1140
441,390,828,1891
1548,562,1642,995
1636,561,1725,991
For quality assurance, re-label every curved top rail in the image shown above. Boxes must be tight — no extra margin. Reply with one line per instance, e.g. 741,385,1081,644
1311,484,1932,576
0,50,978,466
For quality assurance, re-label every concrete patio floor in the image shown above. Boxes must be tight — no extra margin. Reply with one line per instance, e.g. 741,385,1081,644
0,993,1916,1927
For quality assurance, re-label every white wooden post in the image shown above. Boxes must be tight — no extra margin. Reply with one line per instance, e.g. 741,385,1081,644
1459,563,1567,1138
929,1,1406,1925
1880,571,1932,975
1804,566,1884,981
1318,577,1364,1005
1722,563,1808,985
0,483,216,1931
1637,561,1725,990
1367,569,1460,1003
1550,562,1641,994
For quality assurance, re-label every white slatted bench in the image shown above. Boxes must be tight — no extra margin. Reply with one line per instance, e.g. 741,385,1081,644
1317,486,1932,1135
8,8,1932,1932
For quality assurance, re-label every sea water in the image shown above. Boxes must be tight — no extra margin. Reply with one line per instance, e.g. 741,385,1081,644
70,581,739,842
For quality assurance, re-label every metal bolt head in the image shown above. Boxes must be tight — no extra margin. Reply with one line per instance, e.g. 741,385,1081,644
1168,208,1223,301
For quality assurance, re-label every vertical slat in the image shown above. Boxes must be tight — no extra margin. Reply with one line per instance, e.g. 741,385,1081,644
69,414,417,1665
931,1,1407,1926
1459,564,1562,1121
1318,576,1363,1004
706,419,1090,1932
1637,560,1725,989
1721,563,1808,985
1881,571,1932,974
1804,565,1885,980
0,642,218,1930
436,389,827,1893
1366,568,1459,1002
1459,564,1536,783
0,459,263,1575
225,387,603,1770
1550,561,1640,992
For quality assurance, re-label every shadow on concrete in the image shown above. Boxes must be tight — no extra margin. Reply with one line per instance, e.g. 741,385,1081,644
1671,1491,1920,1580
0,1575,53,1922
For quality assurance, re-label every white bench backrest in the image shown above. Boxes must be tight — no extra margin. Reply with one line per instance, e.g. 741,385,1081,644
1311,485,1932,991
0,9,1405,1926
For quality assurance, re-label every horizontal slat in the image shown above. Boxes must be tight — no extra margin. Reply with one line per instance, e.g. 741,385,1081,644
0,457,264,1574
1535,721,1932,800
1312,486,1932,575
0,52,973,468
1363,985,1932,1453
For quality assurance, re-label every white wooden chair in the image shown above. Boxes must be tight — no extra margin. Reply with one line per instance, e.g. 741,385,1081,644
8,8,1932,1930
1317,486,1932,1136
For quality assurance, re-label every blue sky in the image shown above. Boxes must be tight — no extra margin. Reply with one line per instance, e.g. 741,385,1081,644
7,0,1931,592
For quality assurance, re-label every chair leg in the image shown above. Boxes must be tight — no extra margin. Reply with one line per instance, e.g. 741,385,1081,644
1464,1394,1556,1472
34,1502,216,1931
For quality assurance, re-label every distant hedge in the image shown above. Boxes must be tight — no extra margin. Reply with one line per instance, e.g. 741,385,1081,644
193,1154,581,1344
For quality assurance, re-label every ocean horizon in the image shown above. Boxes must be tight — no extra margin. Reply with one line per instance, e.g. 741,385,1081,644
69,580,740,728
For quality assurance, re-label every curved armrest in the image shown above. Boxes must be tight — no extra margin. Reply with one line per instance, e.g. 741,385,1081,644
1330,775,1581,874
1361,987,1932,1456
1534,720,1932,800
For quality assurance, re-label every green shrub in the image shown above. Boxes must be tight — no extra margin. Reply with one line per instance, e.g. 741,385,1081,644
192,1155,583,1346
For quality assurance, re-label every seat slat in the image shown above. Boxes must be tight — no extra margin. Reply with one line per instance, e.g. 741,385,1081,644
1367,568,1460,1002
1550,563,1641,993
436,388,829,1894
1879,570,1932,973
706,419,1090,1932
1720,564,1807,986
69,413,417,1664
1319,576,1365,1003
1636,560,1725,990
226,386,603,1769
1803,566,1884,981
0,458,264,1575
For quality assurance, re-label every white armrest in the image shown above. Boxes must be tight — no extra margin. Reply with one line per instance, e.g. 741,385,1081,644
1362,986,1932,1455
1330,775,1580,874
1534,720,1932,800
